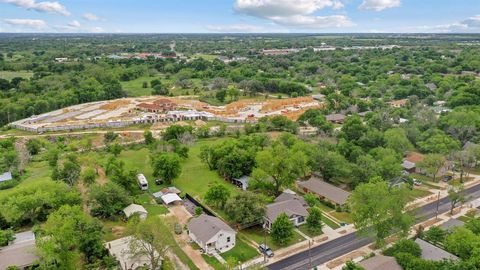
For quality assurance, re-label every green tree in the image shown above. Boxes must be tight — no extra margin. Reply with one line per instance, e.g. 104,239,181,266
37,205,105,268
384,128,413,154
444,227,480,259
144,130,155,145
417,154,446,182
26,138,42,155
204,184,231,209
384,239,421,257
252,143,307,195
103,131,118,145
349,177,413,247
342,261,364,270
89,182,132,218
448,185,465,215
127,216,170,270
341,115,367,142
0,229,14,246
81,167,97,185
224,192,265,226
306,207,323,233
108,143,123,157
271,213,294,246
423,226,446,246
151,153,181,184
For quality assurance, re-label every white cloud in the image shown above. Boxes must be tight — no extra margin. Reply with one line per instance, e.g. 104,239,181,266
4,0,70,16
461,15,480,28
67,20,81,28
82,12,100,21
206,23,286,33
234,0,352,29
4,18,47,29
359,0,400,11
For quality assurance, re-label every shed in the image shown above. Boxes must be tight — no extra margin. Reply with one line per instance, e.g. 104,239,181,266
0,231,38,270
161,193,183,205
415,238,459,261
123,204,148,220
0,171,13,183
232,176,250,190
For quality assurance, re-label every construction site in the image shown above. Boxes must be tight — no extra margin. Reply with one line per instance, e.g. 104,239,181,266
9,96,323,133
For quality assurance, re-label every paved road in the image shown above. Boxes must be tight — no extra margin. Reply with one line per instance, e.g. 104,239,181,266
268,183,480,270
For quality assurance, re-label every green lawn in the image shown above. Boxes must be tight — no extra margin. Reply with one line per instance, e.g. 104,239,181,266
321,215,341,229
408,188,433,201
298,225,323,238
121,76,156,97
0,70,33,80
221,236,260,263
457,215,472,223
240,226,305,251
328,211,353,224
175,138,241,201
143,204,169,215
202,254,225,270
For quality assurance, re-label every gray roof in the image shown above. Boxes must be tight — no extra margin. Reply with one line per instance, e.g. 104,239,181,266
440,219,464,231
188,214,235,244
274,192,308,208
0,231,38,269
266,199,309,222
358,255,402,270
415,238,459,261
325,113,346,122
0,171,12,182
297,177,351,205
401,160,416,170
426,83,437,91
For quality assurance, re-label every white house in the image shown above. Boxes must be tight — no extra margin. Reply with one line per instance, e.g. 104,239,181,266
105,236,151,270
187,214,236,254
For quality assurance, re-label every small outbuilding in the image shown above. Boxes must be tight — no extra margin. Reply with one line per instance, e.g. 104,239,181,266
123,204,148,220
0,231,38,270
160,193,183,205
0,171,13,183
232,176,250,190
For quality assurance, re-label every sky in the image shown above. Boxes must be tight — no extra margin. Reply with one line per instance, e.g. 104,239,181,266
0,0,479,33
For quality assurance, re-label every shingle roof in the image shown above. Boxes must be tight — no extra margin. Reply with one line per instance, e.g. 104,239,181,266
325,113,346,122
0,231,38,269
402,160,416,170
187,214,235,244
274,192,308,208
297,177,351,205
440,219,464,231
405,152,425,164
415,238,459,261
358,255,402,270
266,199,309,222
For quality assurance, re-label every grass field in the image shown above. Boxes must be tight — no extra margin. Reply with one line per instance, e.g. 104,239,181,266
0,70,33,80
175,138,242,201
121,76,156,97
221,236,260,263
240,226,306,251
202,254,224,270
298,224,323,238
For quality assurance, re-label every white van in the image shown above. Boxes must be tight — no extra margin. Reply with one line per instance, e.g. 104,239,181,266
137,174,148,191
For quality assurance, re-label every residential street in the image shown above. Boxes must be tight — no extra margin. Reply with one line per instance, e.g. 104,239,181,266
268,182,480,270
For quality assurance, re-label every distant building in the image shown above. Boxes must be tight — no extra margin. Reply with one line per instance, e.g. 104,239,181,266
297,177,351,207
358,255,402,270
425,83,438,91
232,175,249,190
415,238,459,261
387,99,408,108
401,152,425,174
0,231,38,270
54,57,68,63
187,214,236,254
325,113,346,124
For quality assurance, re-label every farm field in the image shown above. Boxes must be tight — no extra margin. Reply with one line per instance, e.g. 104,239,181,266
0,70,33,80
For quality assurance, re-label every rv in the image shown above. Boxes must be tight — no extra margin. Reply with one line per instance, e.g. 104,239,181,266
137,174,148,191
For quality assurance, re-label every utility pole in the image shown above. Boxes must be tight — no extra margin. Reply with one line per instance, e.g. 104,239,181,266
263,227,267,263
435,191,441,219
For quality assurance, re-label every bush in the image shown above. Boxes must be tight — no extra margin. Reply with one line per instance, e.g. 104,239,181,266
384,239,421,257
0,229,15,246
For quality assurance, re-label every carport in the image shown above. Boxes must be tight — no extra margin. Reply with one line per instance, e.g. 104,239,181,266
161,193,183,205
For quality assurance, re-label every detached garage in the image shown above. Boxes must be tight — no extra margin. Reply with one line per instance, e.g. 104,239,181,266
161,193,183,205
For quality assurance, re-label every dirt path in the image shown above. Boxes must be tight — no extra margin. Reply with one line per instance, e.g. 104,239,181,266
168,205,213,270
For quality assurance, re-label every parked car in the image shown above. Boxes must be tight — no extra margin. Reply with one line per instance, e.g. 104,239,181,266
259,244,274,258
443,175,453,182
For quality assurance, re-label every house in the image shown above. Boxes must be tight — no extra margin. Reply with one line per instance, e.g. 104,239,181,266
415,238,459,261
387,99,408,108
54,57,68,63
401,152,425,173
187,214,236,254
0,231,39,270
389,177,407,188
312,94,326,100
325,113,346,124
123,204,148,220
297,177,351,207
274,190,309,208
264,193,309,230
358,255,402,270
425,83,438,91
440,219,464,232
232,175,250,190
0,171,13,183
105,236,151,270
